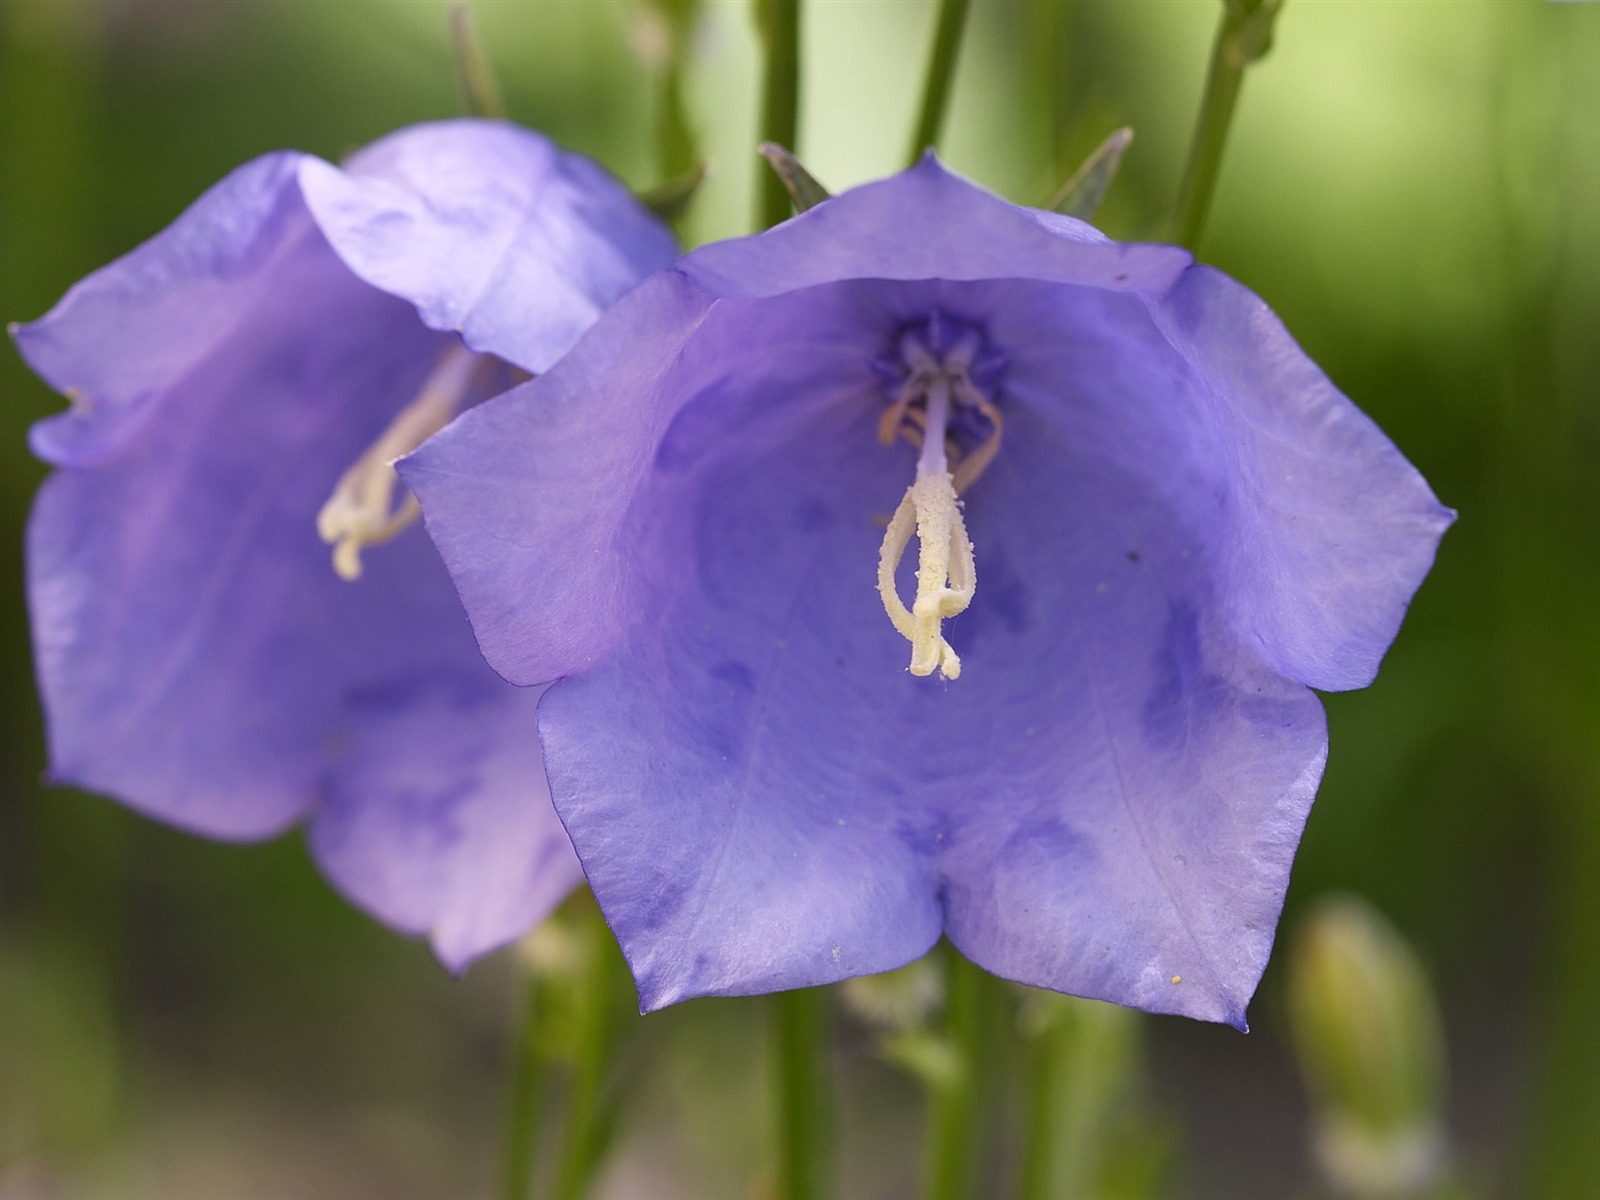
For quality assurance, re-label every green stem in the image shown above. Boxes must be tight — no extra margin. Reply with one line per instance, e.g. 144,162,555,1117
498,978,545,1200
1032,0,1073,182
549,914,619,1200
1014,999,1140,1200
659,62,696,181
924,952,982,1200
1169,0,1284,250
448,2,507,120
775,987,833,1200
1016,1019,1065,1200
1526,779,1600,1195
650,0,700,180
905,0,972,166
754,0,802,229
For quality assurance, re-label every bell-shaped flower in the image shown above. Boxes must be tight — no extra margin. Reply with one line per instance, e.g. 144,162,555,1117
12,119,677,969
403,157,1452,1024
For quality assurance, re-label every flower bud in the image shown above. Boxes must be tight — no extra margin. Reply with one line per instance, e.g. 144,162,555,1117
1288,895,1450,1198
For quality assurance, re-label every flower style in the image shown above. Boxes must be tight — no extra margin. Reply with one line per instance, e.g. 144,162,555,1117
403,157,1452,1023
12,119,677,968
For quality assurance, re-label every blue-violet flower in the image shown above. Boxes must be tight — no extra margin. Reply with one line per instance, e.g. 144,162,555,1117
403,157,1452,1022
12,119,677,969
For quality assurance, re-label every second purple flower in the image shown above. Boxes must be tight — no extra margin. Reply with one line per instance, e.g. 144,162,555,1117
13,119,677,968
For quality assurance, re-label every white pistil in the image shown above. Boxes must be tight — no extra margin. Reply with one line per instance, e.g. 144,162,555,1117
316,343,480,581
877,375,978,680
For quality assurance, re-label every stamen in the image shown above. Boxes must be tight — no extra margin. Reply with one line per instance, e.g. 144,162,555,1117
877,342,1003,496
316,343,481,581
950,383,1004,495
878,377,921,446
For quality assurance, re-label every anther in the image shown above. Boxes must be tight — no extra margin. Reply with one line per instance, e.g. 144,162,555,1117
317,342,481,581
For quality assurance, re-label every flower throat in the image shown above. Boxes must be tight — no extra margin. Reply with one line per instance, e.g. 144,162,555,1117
875,314,1004,681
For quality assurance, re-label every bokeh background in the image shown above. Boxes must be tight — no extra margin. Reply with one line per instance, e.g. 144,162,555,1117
2,1,1598,1197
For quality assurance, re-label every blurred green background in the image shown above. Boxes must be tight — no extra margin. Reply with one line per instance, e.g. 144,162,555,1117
2,1,1598,1197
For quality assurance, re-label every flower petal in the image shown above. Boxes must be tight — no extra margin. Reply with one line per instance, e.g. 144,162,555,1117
1147,267,1455,691
402,269,718,686
679,155,1190,301
298,119,679,374
13,152,313,467
308,679,582,972
23,210,459,837
531,288,948,1008
933,447,1328,1026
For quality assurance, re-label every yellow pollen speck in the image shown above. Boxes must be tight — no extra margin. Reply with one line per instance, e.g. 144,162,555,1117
1171,975,1182,985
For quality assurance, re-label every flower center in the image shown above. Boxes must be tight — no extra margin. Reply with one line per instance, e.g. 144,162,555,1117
874,314,1004,681
316,342,484,581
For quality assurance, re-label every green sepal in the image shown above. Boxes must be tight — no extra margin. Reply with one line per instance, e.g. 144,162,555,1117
1048,127,1134,222
757,142,831,214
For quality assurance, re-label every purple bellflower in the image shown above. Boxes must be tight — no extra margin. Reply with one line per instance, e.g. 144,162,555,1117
12,119,677,969
403,157,1452,1025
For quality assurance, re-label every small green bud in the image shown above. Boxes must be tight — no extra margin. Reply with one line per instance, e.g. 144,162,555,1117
1288,895,1450,1199
839,957,943,1032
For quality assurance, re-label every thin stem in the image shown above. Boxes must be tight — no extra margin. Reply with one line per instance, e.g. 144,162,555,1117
754,0,802,229
1014,999,1140,1200
650,0,700,180
549,912,620,1200
449,2,507,120
906,0,972,166
1015,1015,1064,1200
924,951,982,1200
498,979,544,1200
1525,739,1600,1195
1170,0,1284,250
659,62,696,181
1170,28,1241,250
1020,1070,1060,1197
775,987,833,1200
1034,0,1073,182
